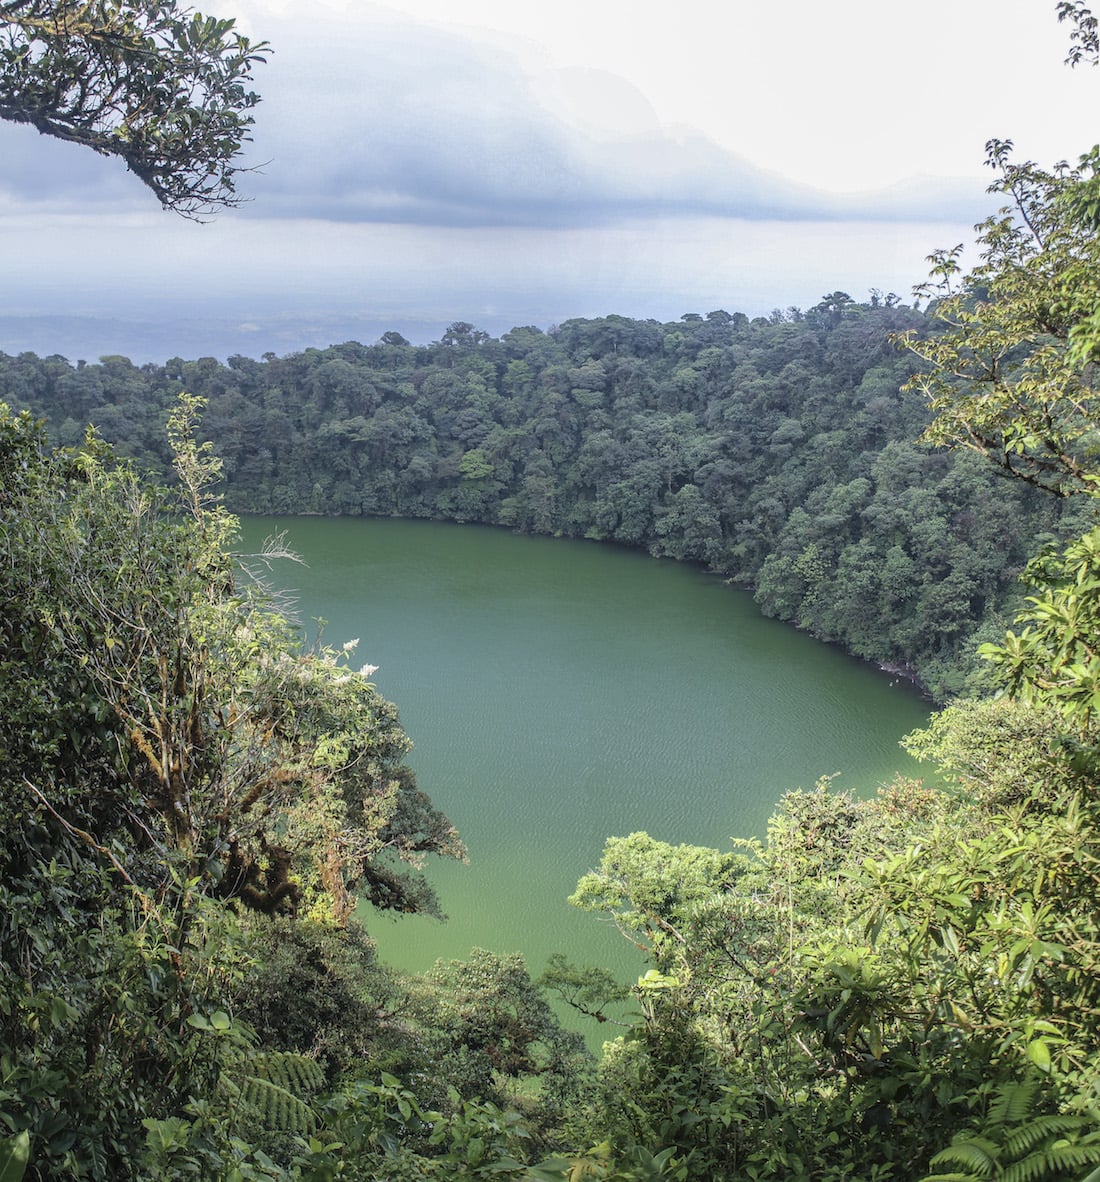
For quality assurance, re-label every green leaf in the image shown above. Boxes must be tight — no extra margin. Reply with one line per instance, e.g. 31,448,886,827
1026,1038,1052,1072
0,1131,30,1182
526,1157,574,1178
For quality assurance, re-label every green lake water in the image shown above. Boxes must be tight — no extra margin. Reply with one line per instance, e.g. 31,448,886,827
239,516,933,992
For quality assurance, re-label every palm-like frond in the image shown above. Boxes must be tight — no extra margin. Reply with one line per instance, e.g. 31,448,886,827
223,1049,325,1136
923,1078,1100,1182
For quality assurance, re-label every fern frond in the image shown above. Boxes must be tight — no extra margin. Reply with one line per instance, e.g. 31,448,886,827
1003,1115,1090,1158
989,1079,1043,1127
250,1049,325,1094
1002,1142,1100,1182
1000,1153,1053,1182
236,1073,317,1136
927,1136,999,1176
219,1049,325,1136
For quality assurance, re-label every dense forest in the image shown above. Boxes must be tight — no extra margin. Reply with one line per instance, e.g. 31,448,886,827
7,2,1100,1180
1,293,1087,701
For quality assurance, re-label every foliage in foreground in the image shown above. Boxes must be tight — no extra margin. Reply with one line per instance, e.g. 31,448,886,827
0,399,485,1179
0,0,269,216
568,736,1100,1180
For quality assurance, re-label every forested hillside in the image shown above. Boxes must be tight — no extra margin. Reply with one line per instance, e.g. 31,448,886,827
2,295,1084,699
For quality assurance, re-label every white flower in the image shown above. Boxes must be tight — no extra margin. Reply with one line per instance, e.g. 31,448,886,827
360,663,379,678
342,638,360,653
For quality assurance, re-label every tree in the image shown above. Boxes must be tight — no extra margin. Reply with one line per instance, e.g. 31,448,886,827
1059,0,1100,66
895,120,1100,722
0,0,269,216
0,400,464,1176
978,526,1100,729
869,17,1100,1171
897,140,1100,497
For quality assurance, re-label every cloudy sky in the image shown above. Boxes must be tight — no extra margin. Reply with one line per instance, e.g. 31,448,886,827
0,0,1097,361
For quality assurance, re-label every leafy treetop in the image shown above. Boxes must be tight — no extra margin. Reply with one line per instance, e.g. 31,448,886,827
1059,0,1100,66
898,139,1100,499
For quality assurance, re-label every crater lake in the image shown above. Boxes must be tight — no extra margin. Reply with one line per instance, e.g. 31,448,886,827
239,516,933,987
